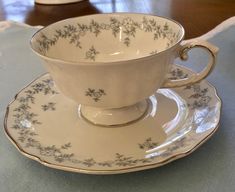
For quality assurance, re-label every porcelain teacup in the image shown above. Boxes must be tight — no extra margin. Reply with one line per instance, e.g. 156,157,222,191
30,13,218,126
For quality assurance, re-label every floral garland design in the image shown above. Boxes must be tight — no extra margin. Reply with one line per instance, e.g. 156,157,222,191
10,67,212,168
36,16,180,59
184,84,211,109
168,68,211,109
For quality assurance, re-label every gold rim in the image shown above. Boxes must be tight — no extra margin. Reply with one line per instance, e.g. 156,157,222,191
3,67,222,175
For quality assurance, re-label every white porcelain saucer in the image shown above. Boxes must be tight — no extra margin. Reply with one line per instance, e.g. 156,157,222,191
4,65,221,174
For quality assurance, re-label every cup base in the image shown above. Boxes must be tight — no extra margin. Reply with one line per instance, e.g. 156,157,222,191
79,100,149,127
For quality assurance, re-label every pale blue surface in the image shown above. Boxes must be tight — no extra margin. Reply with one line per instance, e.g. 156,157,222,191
1,22,235,192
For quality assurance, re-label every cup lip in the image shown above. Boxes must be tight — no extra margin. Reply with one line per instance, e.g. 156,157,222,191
30,12,185,66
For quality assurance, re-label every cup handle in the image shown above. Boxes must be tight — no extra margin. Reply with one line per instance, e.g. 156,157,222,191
162,40,219,88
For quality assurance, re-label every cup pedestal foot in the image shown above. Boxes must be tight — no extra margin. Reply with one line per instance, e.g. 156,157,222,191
79,100,148,127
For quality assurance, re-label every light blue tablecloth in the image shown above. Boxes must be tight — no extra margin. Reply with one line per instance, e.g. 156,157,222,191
1,20,235,192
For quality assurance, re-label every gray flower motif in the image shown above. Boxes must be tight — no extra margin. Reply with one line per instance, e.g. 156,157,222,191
54,153,74,163
195,96,211,108
39,145,59,156
85,46,100,61
122,17,134,31
139,137,158,150
114,153,136,167
142,17,153,32
77,23,89,36
163,23,169,31
41,102,56,111
168,68,188,80
54,152,64,162
83,158,96,167
186,84,211,109
110,17,121,37
122,17,137,38
85,88,106,102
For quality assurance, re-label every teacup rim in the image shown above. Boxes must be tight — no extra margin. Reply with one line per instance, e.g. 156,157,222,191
30,12,185,66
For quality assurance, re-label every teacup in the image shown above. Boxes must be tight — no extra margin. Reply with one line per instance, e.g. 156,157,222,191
30,13,218,126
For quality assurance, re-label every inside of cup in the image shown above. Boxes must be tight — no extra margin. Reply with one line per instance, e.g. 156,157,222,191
31,14,184,63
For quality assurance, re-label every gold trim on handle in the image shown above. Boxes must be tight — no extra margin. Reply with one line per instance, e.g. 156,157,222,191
163,40,219,88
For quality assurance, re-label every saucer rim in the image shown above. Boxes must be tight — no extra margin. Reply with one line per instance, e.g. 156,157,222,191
4,65,222,174
4,117,219,174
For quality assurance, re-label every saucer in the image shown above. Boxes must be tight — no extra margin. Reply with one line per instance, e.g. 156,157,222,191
4,65,221,174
